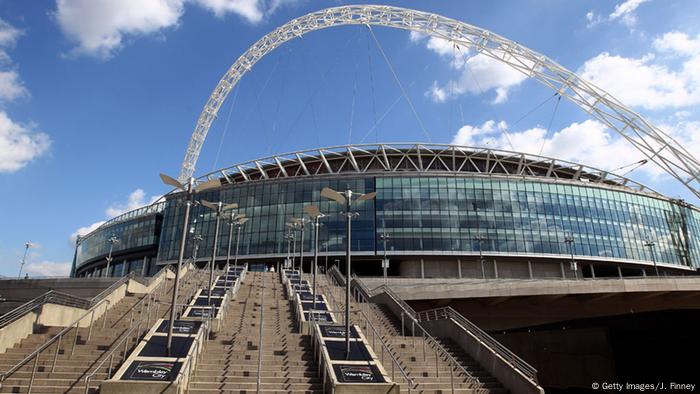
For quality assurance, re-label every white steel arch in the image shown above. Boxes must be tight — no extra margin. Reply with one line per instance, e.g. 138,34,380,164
179,5,700,199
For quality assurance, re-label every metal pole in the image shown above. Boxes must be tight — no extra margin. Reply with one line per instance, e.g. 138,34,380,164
313,216,320,311
645,240,659,276
167,180,193,357
226,212,235,268
105,242,114,278
208,203,222,306
291,232,297,273
18,242,31,279
324,242,329,273
234,224,242,272
299,221,305,280
345,189,353,359
380,233,389,284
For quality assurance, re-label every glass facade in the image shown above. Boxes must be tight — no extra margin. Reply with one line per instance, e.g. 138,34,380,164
157,177,375,262
75,214,162,270
154,175,700,269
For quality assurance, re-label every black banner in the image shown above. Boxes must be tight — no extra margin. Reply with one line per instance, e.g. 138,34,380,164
123,361,182,381
333,364,385,383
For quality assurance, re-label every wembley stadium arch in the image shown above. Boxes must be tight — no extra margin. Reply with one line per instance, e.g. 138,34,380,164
178,4,700,200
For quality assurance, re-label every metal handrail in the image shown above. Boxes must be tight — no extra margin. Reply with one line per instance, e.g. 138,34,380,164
256,273,265,393
0,273,134,330
417,306,539,383
0,296,114,391
81,267,174,393
331,270,487,393
317,273,414,390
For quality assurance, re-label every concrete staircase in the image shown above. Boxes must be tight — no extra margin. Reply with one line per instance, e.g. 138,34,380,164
0,272,205,394
320,277,508,394
189,271,323,393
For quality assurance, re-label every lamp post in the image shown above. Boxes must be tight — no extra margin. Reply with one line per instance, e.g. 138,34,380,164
105,236,120,278
159,173,220,357
644,239,659,276
284,232,294,269
290,218,310,280
472,203,486,279
304,205,326,311
321,187,376,358
323,242,328,273
232,215,248,274
379,232,391,284
17,242,34,279
200,200,238,305
192,234,203,262
564,234,578,279
225,211,247,272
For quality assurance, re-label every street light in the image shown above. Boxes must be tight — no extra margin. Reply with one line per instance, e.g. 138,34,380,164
105,236,120,278
284,232,294,269
379,232,391,284
17,242,34,279
644,239,659,276
304,204,326,312
191,233,203,262
472,203,487,279
564,234,578,279
321,186,376,358
159,173,220,357
200,200,238,305
230,214,248,275
323,242,329,273
225,211,247,271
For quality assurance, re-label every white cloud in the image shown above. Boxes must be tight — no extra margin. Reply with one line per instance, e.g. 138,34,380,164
585,10,603,29
0,70,28,102
24,261,72,277
55,0,294,58
70,188,161,243
70,221,106,244
452,119,663,177
55,0,185,58
609,0,650,28
579,50,700,110
0,19,21,47
105,188,161,217
412,33,528,104
193,0,263,21
0,111,51,172
653,31,700,57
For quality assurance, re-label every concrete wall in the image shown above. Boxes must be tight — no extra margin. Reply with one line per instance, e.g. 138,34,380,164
0,311,36,353
421,318,544,394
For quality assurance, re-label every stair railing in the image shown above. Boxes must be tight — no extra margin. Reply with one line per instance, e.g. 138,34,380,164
417,306,539,383
80,266,176,393
0,295,115,393
318,270,415,392
327,268,488,393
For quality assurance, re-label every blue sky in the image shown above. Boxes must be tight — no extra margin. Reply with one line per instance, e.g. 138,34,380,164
0,0,699,276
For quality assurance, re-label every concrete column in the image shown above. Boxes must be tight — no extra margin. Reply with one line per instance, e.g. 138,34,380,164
457,258,462,279
481,259,486,279
590,263,596,279
493,259,499,279
560,262,566,279
420,258,425,279
641,268,647,277
527,261,533,279
617,265,623,278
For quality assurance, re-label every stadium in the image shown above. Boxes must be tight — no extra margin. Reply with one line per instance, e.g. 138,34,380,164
72,143,700,280
3,5,700,393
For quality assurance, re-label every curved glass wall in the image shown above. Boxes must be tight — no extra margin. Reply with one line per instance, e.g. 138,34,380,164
155,175,700,269
76,214,162,269
157,177,375,262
